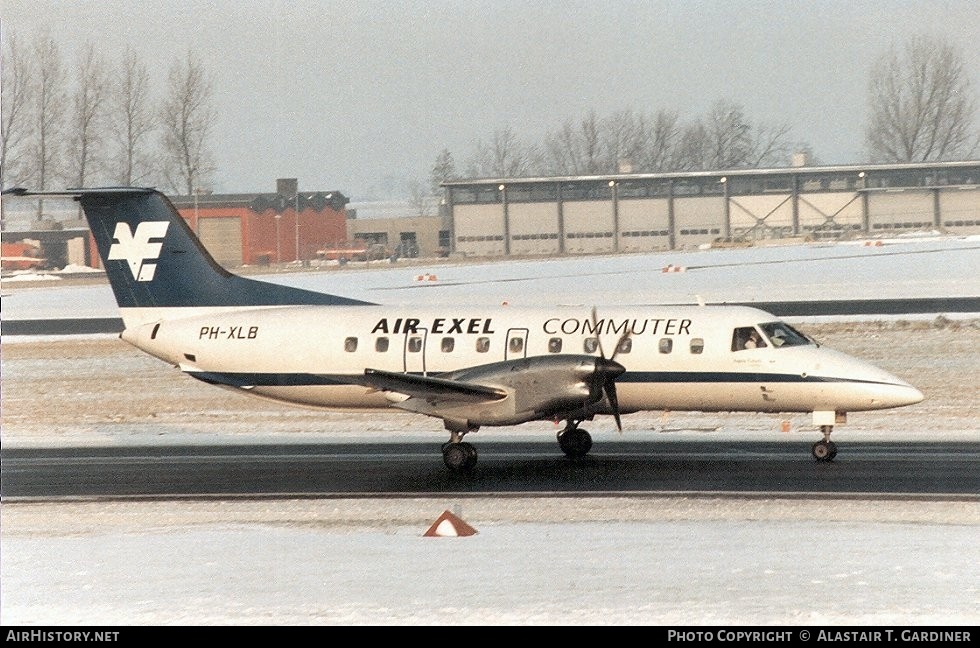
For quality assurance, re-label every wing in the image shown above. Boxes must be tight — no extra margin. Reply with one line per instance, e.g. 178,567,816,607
362,368,508,404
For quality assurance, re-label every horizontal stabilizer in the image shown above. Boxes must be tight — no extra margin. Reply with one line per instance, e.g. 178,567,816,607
362,368,508,403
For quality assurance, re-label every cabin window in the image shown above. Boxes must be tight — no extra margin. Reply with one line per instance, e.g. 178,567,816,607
509,337,524,354
659,338,672,354
375,337,389,352
690,338,704,354
548,337,563,353
441,337,455,353
732,327,766,351
476,337,490,353
344,337,358,352
584,337,599,353
407,336,423,353
616,338,632,354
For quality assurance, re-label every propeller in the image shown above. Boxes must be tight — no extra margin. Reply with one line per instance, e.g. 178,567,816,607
589,306,630,431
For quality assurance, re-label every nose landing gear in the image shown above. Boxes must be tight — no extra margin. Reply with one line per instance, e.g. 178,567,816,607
811,425,838,462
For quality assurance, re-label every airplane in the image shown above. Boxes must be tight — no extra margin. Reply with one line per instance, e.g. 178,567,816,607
2,187,925,471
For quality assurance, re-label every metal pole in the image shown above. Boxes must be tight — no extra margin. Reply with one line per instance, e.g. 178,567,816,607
275,214,281,265
610,180,619,253
500,184,510,256
294,191,300,264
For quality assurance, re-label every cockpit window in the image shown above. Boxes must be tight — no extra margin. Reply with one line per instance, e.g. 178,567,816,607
732,327,766,351
759,322,812,348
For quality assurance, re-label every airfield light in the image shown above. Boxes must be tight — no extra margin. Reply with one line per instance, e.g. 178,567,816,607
608,180,616,187
719,177,727,183
858,172,866,178
498,184,505,191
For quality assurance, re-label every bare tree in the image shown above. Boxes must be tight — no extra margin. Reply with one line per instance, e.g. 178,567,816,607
674,120,710,171
866,34,978,162
543,108,682,175
466,127,538,178
748,122,793,167
602,109,647,173
67,44,109,188
672,100,792,170
25,34,66,193
430,147,457,195
111,48,156,186
544,111,605,175
1,32,33,189
638,109,682,172
454,102,794,179
159,50,216,194
704,100,753,169
408,179,431,218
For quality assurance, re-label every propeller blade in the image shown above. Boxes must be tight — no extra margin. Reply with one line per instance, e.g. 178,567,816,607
589,357,625,431
593,305,633,362
611,328,631,361
605,380,622,432
591,305,606,359
590,306,627,431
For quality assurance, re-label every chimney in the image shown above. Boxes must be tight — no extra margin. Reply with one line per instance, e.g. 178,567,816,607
277,178,298,199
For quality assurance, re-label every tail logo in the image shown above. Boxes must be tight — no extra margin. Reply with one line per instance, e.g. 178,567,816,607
107,221,170,281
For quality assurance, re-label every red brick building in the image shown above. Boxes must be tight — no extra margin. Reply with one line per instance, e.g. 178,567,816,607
169,179,349,267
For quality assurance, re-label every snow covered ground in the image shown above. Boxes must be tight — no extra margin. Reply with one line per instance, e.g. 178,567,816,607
2,498,977,625
1,239,978,626
2,236,978,319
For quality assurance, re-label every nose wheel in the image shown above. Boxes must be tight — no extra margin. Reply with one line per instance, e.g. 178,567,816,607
558,423,593,459
811,425,838,462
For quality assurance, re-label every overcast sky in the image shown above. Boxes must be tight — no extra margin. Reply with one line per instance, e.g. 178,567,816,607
3,0,978,199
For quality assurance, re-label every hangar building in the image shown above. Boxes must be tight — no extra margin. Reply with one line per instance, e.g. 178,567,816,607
442,160,980,256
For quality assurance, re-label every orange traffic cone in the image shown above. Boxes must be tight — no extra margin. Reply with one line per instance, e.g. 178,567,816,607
423,510,478,537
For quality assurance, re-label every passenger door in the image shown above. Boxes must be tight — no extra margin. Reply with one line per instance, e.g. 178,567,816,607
505,328,529,361
404,328,428,375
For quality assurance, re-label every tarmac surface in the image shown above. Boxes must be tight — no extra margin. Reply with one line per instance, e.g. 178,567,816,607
3,440,978,499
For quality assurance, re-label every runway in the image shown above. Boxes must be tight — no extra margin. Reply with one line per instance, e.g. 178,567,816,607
4,440,978,499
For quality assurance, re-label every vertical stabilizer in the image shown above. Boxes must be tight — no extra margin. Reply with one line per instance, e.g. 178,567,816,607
4,187,370,325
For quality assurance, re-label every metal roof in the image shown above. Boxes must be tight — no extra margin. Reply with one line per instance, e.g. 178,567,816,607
441,159,980,187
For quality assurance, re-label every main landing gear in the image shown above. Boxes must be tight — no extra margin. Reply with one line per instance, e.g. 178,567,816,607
558,422,593,459
442,429,478,472
811,425,838,462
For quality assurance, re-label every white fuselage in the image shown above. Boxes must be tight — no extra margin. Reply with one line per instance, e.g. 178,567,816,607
120,304,923,422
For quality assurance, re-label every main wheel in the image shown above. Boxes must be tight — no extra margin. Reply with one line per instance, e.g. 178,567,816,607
559,428,593,459
443,442,477,471
460,441,478,470
812,440,834,462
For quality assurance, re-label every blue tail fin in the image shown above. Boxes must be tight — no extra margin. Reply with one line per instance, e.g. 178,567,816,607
11,188,371,309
